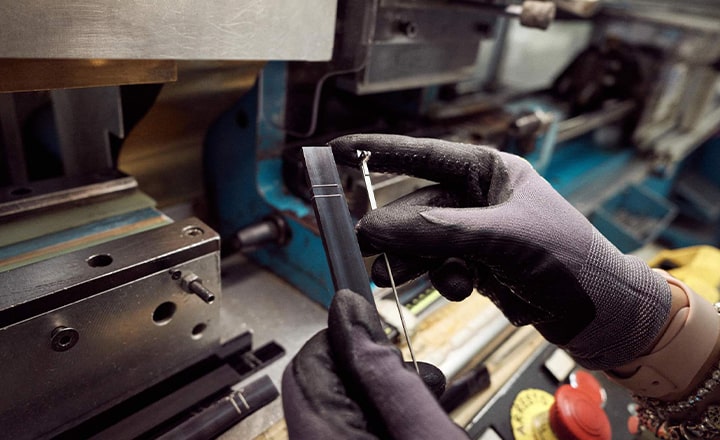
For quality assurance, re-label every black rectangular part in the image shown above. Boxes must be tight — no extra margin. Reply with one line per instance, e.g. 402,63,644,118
302,146,375,305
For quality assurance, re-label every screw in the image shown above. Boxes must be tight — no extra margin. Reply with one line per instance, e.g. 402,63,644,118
181,273,216,304
51,326,79,352
182,226,204,237
170,269,182,280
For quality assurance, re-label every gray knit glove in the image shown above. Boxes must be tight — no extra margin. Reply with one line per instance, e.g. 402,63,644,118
282,290,468,440
328,134,671,370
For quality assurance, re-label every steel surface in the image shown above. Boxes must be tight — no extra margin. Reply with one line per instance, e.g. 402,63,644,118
0,218,222,439
0,1,337,60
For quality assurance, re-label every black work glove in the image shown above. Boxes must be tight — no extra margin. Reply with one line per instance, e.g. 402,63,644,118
328,134,671,370
282,289,468,440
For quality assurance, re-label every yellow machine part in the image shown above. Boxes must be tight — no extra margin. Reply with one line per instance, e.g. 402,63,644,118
648,245,720,304
510,388,558,440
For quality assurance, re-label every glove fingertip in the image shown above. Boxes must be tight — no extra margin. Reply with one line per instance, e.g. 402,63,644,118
371,255,437,287
429,258,474,302
415,361,447,398
356,220,383,256
327,134,367,167
330,289,388,343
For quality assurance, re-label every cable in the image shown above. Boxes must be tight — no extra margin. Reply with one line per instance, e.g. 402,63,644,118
259,61,366,139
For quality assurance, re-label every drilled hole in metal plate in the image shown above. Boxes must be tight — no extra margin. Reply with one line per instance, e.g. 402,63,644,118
153,302,177,326
10,187,32,196
191,323,207,340
87,254,113,267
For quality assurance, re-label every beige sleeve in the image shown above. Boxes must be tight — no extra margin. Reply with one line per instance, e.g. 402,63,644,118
606,270,720,399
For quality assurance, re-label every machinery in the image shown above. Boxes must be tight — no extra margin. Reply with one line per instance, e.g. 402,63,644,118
1,0,720,439
206,0,720,304
0,2,335,438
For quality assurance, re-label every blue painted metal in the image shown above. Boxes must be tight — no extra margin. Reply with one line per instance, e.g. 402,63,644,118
540,136,635,198
257,159,310,217
694,138,720,188
204,61,337,306
0,207,168,262
511,104,684,253
590,184,677,253
533,113,559,176
419,86,440,115
253,216,336,307
661,224,720,249
257,62,289,153
659,138,720,248
643,174,677,198
205,82,272,238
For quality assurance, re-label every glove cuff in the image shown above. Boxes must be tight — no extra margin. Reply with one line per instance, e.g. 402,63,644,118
565,231,673,370
606,272,720,399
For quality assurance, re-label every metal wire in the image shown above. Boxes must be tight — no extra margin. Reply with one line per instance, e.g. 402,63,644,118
358,151,420,373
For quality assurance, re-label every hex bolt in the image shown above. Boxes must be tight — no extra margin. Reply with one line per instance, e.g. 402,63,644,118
51,326,79,352
181,273,216,304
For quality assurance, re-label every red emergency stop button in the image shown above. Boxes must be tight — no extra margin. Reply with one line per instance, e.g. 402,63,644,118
549,385,611,440
570,370,607,407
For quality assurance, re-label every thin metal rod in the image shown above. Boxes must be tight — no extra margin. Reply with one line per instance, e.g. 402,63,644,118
359,151,420,373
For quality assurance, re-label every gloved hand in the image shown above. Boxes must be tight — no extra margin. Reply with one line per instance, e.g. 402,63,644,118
328,134,671,370
282,289,468,440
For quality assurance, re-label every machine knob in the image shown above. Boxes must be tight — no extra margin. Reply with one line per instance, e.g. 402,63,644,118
233,215,289,252
549,385,611,440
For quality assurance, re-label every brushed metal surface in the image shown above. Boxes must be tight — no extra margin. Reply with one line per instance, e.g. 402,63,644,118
52,86,122,176
0,219,222,439
0,172,137,218
0,218,219,324
0,1,337,60
333,1,489,94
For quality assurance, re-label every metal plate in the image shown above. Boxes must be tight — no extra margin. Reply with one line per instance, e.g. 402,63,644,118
0,1,337,60
335,2,491,94
0,218,222,439
0,171,137,218
0,59,177,93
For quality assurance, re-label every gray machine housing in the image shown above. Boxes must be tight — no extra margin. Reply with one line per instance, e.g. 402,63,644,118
0,218,222,439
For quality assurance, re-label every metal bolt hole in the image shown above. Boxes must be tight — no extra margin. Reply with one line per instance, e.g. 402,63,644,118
87,254,113,267
191,323,207,340
152,302,177,326
51,326,79,352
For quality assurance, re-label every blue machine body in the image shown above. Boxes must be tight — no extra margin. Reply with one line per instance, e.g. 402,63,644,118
205,62,337,306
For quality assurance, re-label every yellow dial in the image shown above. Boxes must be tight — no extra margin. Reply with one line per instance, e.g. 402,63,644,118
510,389,558,440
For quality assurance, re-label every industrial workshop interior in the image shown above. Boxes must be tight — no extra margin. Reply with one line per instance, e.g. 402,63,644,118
2,1,720,439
